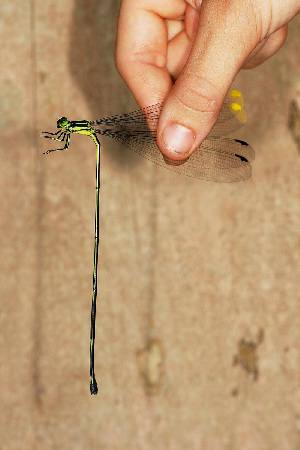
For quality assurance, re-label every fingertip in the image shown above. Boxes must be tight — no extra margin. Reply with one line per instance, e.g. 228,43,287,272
162,155,188,166
160,123,196,159
156,87,226,160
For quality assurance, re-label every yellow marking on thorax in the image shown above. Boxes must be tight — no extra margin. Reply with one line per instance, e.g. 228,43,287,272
74,127,93,136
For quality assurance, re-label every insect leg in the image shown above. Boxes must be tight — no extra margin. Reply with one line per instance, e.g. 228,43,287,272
43,133,71,155
42,130,66,142
41,129,61,136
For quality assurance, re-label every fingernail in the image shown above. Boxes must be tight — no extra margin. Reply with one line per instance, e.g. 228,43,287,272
162,124,195,157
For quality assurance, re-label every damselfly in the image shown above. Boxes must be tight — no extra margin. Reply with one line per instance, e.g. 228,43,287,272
42,89,255,395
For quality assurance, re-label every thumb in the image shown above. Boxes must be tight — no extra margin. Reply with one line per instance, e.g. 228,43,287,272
156,0,259,161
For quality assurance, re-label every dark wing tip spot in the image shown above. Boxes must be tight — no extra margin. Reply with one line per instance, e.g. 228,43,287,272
234,139,250,162
235,154,248,162
234,139,248,146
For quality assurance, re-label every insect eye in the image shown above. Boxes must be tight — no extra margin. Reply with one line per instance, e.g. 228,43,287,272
57,117,68,128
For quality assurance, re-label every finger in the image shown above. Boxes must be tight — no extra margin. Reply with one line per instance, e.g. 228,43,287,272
116,0,187,109
166,5,199,79
156,0,261,161
243,26,288,69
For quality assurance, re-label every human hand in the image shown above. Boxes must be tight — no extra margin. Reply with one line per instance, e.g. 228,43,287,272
116,0,299,162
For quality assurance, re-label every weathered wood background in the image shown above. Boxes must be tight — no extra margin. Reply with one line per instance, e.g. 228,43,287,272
1,1,300,448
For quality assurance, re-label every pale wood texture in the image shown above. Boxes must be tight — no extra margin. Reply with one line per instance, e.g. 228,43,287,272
1,1,300,448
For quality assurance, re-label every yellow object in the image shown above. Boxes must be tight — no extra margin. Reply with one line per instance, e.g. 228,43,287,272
228,89,247,124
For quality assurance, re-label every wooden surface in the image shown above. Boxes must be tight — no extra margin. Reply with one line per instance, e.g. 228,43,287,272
1,1,300,448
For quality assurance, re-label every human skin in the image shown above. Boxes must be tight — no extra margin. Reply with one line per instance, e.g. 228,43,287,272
115,0,300,162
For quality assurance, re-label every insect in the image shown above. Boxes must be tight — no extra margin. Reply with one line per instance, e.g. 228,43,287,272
42,89,254,395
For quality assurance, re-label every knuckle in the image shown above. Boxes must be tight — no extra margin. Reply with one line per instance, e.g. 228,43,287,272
173,73,224,116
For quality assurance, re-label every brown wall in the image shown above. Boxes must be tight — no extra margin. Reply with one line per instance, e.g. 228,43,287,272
1,1,300,448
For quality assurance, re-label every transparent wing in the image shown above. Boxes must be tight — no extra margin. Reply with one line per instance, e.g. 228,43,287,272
92,90,254,182
96,128,254,182
91,90,247,138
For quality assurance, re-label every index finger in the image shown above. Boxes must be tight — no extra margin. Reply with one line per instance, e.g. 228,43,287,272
115,0,187,108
